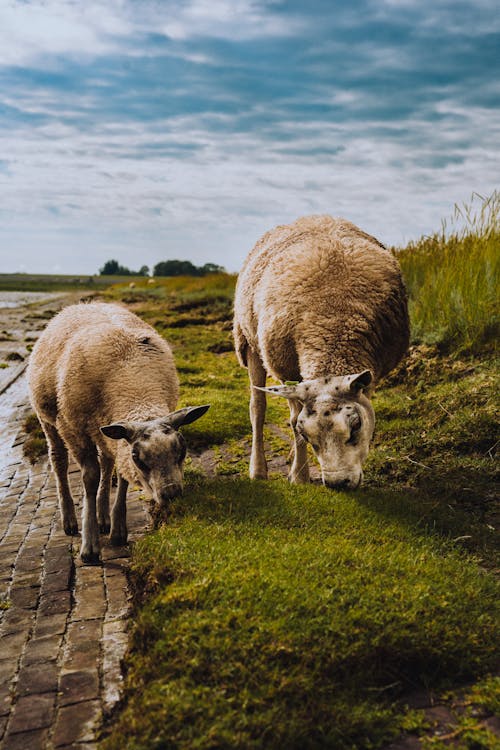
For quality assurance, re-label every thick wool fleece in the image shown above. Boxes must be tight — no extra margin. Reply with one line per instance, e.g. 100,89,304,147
27,301,179,486
234,215,409,382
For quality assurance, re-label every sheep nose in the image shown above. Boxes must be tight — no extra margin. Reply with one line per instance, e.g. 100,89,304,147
160,484,183,504
323,474,362,491
324,478,351,490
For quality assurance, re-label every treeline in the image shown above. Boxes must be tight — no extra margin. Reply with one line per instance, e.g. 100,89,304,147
99,259,226,277
99,260,150,276
153,260,225,277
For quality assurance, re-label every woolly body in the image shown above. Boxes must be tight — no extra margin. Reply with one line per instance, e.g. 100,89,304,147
233,215,409,487
28,302,180,487
234,214,409,382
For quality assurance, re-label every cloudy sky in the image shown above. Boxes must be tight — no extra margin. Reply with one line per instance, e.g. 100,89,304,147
0,0,498,274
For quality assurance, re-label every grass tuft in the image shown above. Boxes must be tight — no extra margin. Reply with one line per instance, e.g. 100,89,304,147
22,412,47,464
397,192,499,353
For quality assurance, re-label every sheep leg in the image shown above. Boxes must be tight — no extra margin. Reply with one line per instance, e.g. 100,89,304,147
288,400,310,484
247,348,268,479
76,444,101,563
42,421,78,535
97,453,113,534
110,475,128,546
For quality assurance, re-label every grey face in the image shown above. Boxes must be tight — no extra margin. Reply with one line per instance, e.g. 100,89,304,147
257,371,375,489
130,425,187,504
101,405,210,506
295,392,374,489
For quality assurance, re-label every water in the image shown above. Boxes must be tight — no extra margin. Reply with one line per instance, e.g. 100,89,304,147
0,375,29,474
0,291,64,309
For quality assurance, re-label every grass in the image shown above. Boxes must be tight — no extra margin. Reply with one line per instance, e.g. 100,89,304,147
22,412,48,464
0,273,147,292
101,481,498,750
397,192,499,354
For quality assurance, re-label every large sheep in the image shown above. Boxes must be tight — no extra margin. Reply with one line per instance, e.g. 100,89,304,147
27,302,209,563
233,215,409,489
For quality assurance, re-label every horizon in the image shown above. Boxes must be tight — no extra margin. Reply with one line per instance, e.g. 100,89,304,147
0,0,499,275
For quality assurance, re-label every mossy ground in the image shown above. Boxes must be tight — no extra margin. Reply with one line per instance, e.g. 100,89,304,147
90,269,499,750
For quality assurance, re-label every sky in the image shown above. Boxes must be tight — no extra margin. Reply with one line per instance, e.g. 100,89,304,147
0,0,499,275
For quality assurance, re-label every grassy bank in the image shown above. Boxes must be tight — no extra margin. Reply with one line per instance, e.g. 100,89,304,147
96,209,498,749
102,482,498,750
12,205,498,747
397,192,499,353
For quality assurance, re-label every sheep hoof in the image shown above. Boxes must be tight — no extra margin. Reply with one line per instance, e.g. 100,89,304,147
110,533,128,547
99,521,111,534
249,468,268,480
288,473,310,484
63,520,79,536
80,550,101,565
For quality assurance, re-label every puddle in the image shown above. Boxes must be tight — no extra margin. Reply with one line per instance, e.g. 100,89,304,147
0,375,29,473
0,291,65,309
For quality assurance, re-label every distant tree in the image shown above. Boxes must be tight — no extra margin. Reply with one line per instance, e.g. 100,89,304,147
201,262,226,275
99,259,132,276
153,259,226,277
138,265,150,276
153,260,199,277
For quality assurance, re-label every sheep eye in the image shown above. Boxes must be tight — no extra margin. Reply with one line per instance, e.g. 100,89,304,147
346,421,361,446
177,435,187,461
132,450,149,473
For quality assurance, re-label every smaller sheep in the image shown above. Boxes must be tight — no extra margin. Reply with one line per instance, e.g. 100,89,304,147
27,302,209,563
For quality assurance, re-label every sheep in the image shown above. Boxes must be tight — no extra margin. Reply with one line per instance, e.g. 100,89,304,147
27,301,209,563
233,215,409,489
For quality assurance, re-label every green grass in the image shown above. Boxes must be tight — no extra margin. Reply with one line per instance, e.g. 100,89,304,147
96,238,498,749
397,192,499,353
0,272,129,291
101,481,498,750
22,412,48,464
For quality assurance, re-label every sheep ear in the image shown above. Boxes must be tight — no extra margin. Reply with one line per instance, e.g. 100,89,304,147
167,405,211,429
346,370,373,393
100,422,136,442
253,384,302,400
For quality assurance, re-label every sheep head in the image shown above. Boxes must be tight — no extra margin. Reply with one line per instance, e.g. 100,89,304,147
101,405,210,506
256,371,375,489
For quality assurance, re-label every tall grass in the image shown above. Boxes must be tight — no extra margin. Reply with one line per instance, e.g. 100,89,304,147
398,192,499,353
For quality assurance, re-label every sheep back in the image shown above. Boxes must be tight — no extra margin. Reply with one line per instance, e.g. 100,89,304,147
233,215,409,382
28,302,179,449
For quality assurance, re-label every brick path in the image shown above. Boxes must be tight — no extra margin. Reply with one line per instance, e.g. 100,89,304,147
0,370,150,750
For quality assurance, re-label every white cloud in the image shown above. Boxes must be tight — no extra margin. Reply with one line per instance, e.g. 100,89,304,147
160,0,302,41
0,0,302,68
0,97,498,274
0,0,133,66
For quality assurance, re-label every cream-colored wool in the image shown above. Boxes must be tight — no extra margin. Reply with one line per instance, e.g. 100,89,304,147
233,215,409,486
28,302,208,562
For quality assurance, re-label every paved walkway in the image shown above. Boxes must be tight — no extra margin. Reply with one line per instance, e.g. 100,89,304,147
0,372,150,750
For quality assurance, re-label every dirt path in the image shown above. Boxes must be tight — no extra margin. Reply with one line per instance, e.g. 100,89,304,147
0,294,150,750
